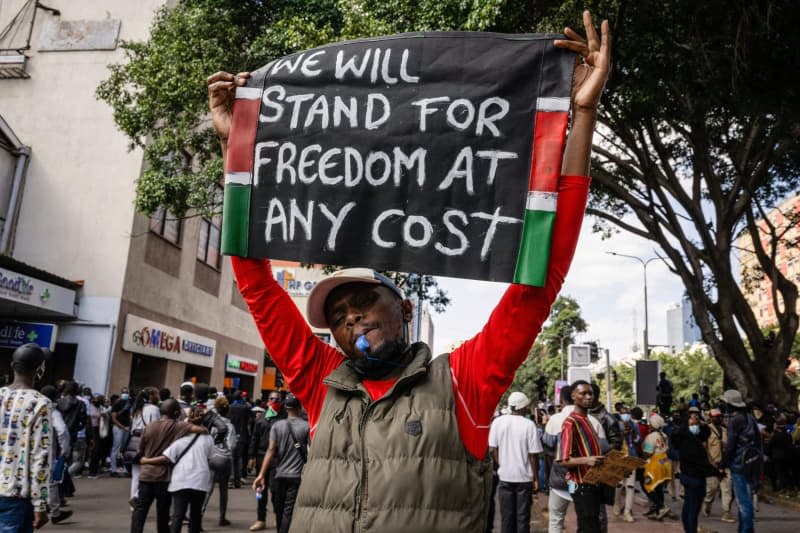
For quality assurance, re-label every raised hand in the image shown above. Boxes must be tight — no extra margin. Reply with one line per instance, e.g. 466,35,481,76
206,71,250,141
554,11,611,113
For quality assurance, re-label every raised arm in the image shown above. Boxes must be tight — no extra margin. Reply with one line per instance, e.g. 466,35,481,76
207,73,344,425
449,12,611,458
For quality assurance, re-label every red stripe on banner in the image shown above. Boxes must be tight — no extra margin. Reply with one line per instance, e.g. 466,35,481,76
226,98,261,174
527,111,569,192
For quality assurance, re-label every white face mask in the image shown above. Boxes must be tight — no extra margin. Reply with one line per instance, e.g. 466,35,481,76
620,413,632,422
689,424,700,435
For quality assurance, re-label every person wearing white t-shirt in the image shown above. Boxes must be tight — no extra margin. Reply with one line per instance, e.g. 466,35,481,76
489,391,543,533
141,408,214,533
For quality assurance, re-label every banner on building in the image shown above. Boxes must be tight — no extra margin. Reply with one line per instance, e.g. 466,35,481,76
222,32,573,286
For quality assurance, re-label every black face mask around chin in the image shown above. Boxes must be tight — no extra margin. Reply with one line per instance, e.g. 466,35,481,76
347,340,411,380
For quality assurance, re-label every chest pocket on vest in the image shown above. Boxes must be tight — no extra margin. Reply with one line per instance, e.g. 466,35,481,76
405,420,422,436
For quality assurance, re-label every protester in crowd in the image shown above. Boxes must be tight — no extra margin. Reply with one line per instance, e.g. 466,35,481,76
227,391,251,487
488,391,541,533
534,408,551,496
110,388,133,477
57,381,88,478
721,389,762,533
542,385,606,533
203,395,237,527
159,388,171,403
656,372,674,416
128,387,162,506
555,381,605,533
672,406,723,533
208,9,610,531
664,410,683,501
0,344,52,530
131,399,207,533
252,394,309,533
641,414,671,521
248,391,285,532
703,408,734,522
83,388,102,479
766,413,794,495
141,406,215,533
178,383,194,418
614,415,638,522
588,383,621,532
40,385,73,525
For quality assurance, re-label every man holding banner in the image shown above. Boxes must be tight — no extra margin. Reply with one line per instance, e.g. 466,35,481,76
208,10,610,532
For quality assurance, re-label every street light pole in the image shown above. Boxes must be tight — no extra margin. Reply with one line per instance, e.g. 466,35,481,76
560,335,568,381
606,252,659,359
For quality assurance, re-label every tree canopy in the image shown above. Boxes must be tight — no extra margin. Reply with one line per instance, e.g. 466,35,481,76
97,0,800,408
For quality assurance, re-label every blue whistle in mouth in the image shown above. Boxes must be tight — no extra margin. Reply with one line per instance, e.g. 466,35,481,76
355,334,370,353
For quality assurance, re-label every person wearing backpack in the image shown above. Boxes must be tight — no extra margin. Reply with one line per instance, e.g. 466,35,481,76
721,389,762,533
201,395,237,527
252,394,309,533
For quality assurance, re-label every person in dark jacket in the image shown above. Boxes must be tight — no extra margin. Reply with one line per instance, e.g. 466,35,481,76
671,407,723,533
227,391,251,487
248,392,285,531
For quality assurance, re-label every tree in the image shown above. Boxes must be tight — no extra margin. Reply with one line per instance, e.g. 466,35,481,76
98,0,800,408
569,0,800,410
509,295,587,403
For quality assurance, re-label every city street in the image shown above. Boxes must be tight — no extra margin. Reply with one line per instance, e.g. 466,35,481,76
52,476,799,532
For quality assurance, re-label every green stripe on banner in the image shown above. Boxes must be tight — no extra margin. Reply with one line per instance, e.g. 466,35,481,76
513,209,556,286
221,183,251,256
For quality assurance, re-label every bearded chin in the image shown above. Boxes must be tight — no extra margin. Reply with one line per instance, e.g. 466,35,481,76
348,339,410,379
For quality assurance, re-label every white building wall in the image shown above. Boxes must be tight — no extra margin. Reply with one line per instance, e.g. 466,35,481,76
0,0,166,298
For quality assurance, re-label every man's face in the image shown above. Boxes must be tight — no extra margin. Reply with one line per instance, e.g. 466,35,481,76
324,282,412,359
268,393,281,404
571,384,594,409
688,412,700,425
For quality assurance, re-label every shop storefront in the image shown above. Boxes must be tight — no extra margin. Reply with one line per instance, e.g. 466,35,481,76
121,314,216,392
223,353,259,397
0,260,78,386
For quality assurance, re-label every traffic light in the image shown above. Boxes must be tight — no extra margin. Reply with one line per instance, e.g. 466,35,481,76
587,341,599,361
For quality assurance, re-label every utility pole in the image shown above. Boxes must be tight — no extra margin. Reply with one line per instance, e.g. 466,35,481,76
605,347,612,409
606,252,659,359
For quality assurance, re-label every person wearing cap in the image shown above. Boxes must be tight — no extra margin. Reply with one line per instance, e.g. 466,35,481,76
252,394,309,533
209,11,610,532
720,389,761,533
703,408,734,522
488,392,542,533
0,343,52,530
178,382,195,418
641,414,671,521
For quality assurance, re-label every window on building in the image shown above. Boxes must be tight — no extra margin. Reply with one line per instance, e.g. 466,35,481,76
197,187,222,269
149,206,181,245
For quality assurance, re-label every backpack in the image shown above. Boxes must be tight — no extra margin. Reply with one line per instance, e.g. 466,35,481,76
733,414,762,484
204,411,233,474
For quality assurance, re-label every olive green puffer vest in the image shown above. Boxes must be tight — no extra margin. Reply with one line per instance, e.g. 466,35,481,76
290,343,493,533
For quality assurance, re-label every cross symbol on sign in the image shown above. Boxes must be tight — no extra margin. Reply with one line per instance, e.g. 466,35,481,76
27,330,38,343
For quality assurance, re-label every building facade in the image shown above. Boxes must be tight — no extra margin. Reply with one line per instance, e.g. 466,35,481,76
737,193,800,328
0,0,271,396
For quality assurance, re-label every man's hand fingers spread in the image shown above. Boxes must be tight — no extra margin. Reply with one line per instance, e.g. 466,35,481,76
208,80,234,95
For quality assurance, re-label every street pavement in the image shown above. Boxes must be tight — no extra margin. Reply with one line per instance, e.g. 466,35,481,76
51,475,799,532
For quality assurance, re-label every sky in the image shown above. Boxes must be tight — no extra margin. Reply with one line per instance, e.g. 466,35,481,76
430,220,686,363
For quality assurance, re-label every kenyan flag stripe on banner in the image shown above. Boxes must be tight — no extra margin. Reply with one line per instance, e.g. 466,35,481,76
222,87,262,257
512,100,570,286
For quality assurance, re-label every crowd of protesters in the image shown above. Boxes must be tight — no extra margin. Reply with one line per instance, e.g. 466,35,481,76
488,372,800,533
0,342,309,532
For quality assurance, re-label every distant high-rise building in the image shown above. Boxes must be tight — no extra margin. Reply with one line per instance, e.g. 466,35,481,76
666,298,702,352
737,193,800,328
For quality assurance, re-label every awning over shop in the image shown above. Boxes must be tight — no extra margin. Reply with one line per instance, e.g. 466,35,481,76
0,255,79,320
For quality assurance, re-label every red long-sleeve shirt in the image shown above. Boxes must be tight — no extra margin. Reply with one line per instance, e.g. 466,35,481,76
232,175,589,459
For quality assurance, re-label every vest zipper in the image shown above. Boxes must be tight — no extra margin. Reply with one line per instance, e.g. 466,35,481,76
355,397,375,531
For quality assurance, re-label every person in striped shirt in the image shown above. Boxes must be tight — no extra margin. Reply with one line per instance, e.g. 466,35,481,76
557,380,604,533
